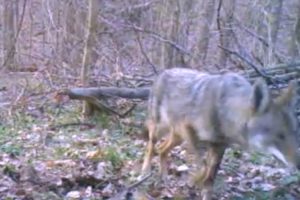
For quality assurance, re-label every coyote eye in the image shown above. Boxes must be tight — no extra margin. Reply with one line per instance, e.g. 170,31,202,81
278,134,285,140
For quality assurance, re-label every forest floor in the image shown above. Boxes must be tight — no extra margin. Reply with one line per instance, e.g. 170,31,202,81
0,72,299,200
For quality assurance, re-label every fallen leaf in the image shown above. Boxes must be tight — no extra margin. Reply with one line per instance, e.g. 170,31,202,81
86,150,103,160
46,160,77,168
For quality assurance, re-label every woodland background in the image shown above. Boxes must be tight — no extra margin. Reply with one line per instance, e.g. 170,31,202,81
2,0,300,77
0,0,300,199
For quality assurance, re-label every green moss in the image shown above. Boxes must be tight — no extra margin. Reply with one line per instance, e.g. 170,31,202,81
104,147,124,168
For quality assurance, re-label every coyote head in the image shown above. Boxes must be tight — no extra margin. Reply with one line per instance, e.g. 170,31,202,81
247,79,300,168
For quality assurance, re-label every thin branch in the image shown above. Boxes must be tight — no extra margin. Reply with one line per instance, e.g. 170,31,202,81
130,25,192,56
226,23,282,84
128,173,152,190
118,0,159,15
234,17,284,63
218,15,251,70
48,122,96,130
99,16,193,58
108,173,152,200
216,0,223,32
134,28,158,74
218,45,283,85
120,104,137,118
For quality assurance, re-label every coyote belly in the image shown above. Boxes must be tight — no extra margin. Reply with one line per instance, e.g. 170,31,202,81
141,68,300,200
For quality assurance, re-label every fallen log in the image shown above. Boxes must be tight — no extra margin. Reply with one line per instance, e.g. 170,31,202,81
66,87,150,100
245,61,300,77
60,87,150,117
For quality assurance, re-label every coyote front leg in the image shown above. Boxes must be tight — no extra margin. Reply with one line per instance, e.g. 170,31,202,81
194,143,226,200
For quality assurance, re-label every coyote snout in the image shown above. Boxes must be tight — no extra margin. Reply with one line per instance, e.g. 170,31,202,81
247,79,300,168
141,68,300,200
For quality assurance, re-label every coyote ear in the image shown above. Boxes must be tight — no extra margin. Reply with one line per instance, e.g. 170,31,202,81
252,78,271,114
276,80,298,108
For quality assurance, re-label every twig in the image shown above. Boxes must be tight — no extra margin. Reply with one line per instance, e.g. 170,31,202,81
134,27,158,74
99,15,193,58
118,0,159,15
8,87,26,117
131,25,192,56
48,122,95,130
119,104,137,118
108,173,152,200
127,173,152,191
234,17,284,63
220,14,249,70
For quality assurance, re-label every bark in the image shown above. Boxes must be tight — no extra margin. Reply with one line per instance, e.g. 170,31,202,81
161,0,181,68
81,0,99,115
218,0,236,67
2,0,17,69
63,0,81,65
67,87,150,101
64,87,150,117
166,0,181,68
157,0,199,68
157,0,168,69
196,0,216,64
158,0,191,69
289,2,300,59
266,0,283,64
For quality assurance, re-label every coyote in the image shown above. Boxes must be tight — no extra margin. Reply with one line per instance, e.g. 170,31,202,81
141,68,300,200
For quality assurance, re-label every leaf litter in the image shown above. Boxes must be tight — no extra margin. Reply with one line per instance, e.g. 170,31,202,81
0,76,300,199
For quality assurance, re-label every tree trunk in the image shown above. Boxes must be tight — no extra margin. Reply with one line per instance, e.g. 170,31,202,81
2,0,17,70
195,0,216,65
159,0,169,69
218,0,236,67
81,0,99,116
161,0,180,68
166,0,182,68
289,2,300,59
63,1,81,66
266,0,283,64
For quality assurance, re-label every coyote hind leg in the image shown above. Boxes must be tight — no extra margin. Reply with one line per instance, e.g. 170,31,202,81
141,121,157,176
158,127,181,180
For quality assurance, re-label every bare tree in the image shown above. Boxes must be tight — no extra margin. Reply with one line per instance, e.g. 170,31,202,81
195,0,216,64
81,0,99,115
2,0,17,70
0,0,299,89
266,0,283,64
289,1,300,59
217,0,236,67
